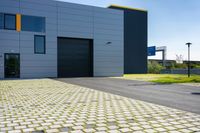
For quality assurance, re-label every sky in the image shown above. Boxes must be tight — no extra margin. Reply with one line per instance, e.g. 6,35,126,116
57,0,200,61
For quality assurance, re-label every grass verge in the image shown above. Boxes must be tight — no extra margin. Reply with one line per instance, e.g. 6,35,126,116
123,74,200,84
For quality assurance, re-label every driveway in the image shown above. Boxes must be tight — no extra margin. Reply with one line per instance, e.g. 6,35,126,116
56,77,200,114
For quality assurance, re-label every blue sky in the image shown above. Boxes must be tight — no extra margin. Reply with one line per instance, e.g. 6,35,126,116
57,0,200,61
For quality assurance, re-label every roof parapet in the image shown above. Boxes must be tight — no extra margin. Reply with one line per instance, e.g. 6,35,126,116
108,4,147,12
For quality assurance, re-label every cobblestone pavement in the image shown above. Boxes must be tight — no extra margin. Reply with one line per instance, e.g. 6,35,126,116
0,79,200,133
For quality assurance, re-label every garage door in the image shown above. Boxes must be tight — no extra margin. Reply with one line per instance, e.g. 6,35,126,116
57,37,93,77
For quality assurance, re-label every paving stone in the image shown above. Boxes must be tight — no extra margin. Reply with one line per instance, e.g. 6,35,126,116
108,130,120,133
0,79,200,133
45,129,59,133
130,126,143,131
72,126,84,130
188,127,200,131
14,125,26,130
155,127,167,132
119,128,132,132
28,124,40,128
108,126,119,130
178,129,192,133
83,128,96,133
144,129,157,133
96,127,107,131
0,127,13,131
50,125,62,129
70,130,84,133
8,130,21,133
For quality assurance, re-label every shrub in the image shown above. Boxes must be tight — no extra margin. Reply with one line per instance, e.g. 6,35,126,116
148,61,165,74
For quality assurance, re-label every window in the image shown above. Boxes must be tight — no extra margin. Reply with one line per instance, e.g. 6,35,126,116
0,13,4,29
22,15,45,32
34,35,46,54
4,14,16,30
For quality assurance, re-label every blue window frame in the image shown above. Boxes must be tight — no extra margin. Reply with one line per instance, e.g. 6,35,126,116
22,15,45,32
4,14,16,30
34,35,46,54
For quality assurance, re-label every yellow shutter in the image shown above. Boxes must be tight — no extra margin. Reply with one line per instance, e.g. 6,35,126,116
16,14,21,32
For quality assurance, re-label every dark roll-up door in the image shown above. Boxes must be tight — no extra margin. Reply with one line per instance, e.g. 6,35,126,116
57,37,93,77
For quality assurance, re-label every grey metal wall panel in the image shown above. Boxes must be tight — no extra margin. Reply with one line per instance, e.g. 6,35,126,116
0,0,124,78
0,0,19,13
18,0,57,78
57,4,93,39
20,0,57,6
0,31,19,40
109,6,148,74
93,7,124,76
0,1,19,78
57,1,93,11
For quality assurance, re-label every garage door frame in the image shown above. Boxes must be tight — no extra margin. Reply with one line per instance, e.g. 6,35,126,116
57,37,93,77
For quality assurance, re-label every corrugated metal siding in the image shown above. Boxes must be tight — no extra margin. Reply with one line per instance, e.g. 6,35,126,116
0,0,124,78
93,7,124,76
0,0,19,78
19,0,57,78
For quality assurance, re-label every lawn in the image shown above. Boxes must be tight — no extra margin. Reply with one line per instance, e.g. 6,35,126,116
123,74,200,84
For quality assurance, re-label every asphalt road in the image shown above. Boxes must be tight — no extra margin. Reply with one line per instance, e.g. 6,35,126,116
56,77,200,114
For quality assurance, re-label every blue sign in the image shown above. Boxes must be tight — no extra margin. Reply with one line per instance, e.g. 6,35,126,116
148,46,156,56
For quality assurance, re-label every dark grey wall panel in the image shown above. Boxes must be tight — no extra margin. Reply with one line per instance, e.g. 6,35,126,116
109,6,147,74
124,10,147,74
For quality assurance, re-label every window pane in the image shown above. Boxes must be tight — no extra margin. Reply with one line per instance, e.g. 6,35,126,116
4,14,16,30
0,13,4,29
22,15,45,32
35,36,45,54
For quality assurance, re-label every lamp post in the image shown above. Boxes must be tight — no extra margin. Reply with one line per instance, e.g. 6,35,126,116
186,42,192,77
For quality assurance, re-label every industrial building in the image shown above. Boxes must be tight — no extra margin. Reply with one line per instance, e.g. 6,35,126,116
0,0,147,78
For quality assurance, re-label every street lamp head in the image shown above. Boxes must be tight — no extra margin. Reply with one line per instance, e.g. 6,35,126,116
186,42,192,46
